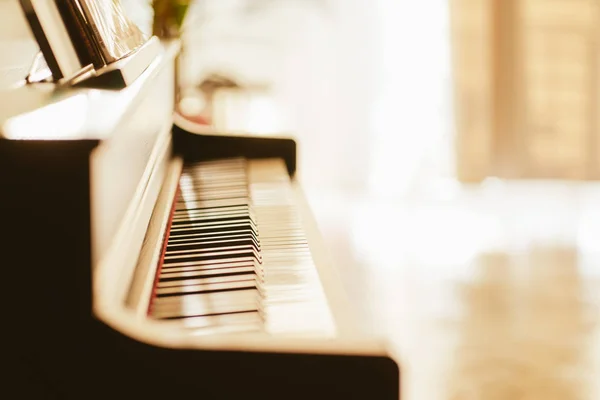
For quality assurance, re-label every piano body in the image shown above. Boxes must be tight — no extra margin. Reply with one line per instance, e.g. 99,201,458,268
0,35,399,400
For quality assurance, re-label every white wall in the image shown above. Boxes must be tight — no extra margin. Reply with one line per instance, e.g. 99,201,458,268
0,0,32,39
181,0,453,194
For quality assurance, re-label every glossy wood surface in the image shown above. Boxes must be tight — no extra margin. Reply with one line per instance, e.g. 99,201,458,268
0,40,178,141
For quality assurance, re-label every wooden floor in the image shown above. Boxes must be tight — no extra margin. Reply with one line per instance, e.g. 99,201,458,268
306,180,600,399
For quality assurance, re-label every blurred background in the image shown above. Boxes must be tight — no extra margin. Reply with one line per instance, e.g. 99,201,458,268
175,0,454,194
5,0,600,398
163,2,600,398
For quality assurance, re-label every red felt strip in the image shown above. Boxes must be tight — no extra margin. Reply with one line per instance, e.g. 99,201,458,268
147,185,180,316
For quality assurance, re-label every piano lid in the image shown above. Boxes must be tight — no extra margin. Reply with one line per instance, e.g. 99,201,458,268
0,40,179,142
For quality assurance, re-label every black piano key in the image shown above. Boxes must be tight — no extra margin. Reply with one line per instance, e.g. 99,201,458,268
169,223,259,237
170,218,255,227
160,265,260,279
160,256,258,269
175,203,251,211
167,229,258,242
170,220,255,232
166,238,260,253
175,217,258,227
163,252,262,269
170,215,256,227
167,233,259,244
163,247,261,265
170,216,257,228
159,266,258,282
152,305,259,321
160,265,258,277
168,235,260,251
165,244,260,257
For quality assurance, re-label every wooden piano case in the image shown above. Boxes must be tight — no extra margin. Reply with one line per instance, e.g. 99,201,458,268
0,41,399,399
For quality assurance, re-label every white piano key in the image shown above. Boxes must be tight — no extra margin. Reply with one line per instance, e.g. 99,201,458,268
163,247,261,264
172,211,252,222
187,323,262,336
170,218,256,229
157,273,256,289
152,290,259,312
159,263,258,276
155,279,257,296
160,267,257,280
165,244,259,257
151,289,259,319
143,157,337,336
175,199,252,211
161,255,258,268
179,311,262,329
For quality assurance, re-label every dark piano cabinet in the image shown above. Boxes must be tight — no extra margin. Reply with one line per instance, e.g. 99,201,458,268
0,41,399,400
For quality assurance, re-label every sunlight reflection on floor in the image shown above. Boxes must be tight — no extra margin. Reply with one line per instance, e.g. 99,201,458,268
307,180,600,399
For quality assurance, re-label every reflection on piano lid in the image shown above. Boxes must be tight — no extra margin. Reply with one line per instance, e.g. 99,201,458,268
0,40,400,399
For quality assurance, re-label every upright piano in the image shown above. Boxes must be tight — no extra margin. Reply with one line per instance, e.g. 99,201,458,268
0,5,399,399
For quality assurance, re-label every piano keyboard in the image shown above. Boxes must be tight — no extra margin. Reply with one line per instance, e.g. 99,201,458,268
147,158,336,337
